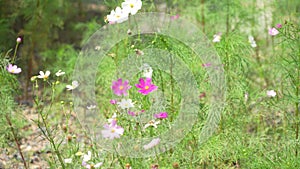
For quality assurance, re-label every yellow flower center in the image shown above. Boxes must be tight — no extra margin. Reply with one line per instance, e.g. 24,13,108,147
116,15,120,18
111,129,115,133
119,85,124,90
130,4,134,8
11,69,15,73
145,86,149,90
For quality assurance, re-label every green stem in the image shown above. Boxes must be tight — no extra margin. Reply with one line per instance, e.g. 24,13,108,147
12,43,20,64
5,115,29,169
296,69,299,157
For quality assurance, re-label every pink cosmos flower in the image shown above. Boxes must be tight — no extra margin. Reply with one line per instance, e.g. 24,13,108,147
7,64,22,74
269,28,279,36
154,112,168,119
128,110,136,116
110,99,117,104
170,14,180,20
276,24,282,29
101,120,124,139
202,63,212,68
267,90,276,97
135,78,158,95
111,78,131,96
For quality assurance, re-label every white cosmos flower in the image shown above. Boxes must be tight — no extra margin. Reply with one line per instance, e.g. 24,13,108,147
83,151,92,162
87,105,96,110
37,71,51,80
121,0,142,15
212,33,222,43
143,138,160,150
84,163,103,169
108,113,117,123
248,35,257,48
107,7,128,24
64,158,72,164
267,90,276,97
55,70,65,77
66,81,79,90
141,63,153,78
117,99,134,109
144,120,160,129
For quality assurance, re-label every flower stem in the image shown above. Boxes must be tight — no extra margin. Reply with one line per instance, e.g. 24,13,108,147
12,43,20,64
5,114,28,169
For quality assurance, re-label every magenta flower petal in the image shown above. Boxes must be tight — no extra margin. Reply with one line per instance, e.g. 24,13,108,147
135,78,158,95
154,112,168,119
111,78,131,96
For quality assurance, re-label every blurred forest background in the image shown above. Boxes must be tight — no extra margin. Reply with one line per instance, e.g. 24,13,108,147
0,0,299,102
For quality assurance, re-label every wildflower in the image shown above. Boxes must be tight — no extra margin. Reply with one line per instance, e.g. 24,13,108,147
111,78,131,96
276,24,282,29
267,90,276,97
151,164,159,169
127,29,132,35
95,46,101,51
121,0,142,15
128,110,136,116
199,92,206,99
101,120,124,139
135,49,144,56
248,35,257,48
154,112,168,119
75,151,84,156
83,151,92,162
140,63,153,78
202,63,212,68
16,37,22,43
144,120,160,129
31,76,37,81
66,81,79,90
82,151,103,169
135,78,158,95
107,7,128,24
6,64,22,74
108,113,117,123
110,99,117,104
87,105,96,110
269,28,279,36
125,163,132,169
82,162,103,169
37,71,50,80
64,158,72,164
117,99,134,109
170,14,180,20
55,70,65,77
144,138,160,150
212,33,222,42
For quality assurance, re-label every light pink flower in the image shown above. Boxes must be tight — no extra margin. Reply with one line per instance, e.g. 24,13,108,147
202,63,212,68
143,138,160,150
16,37,22,43
101,120,124,139
7,64,22,74
276,24,282,29
128,110,136,116
267,90,276,97
269,28,279,36
135,78,158,95
110,99,117,104
170,14,180,20
112,78,131,96
154,112,168,119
